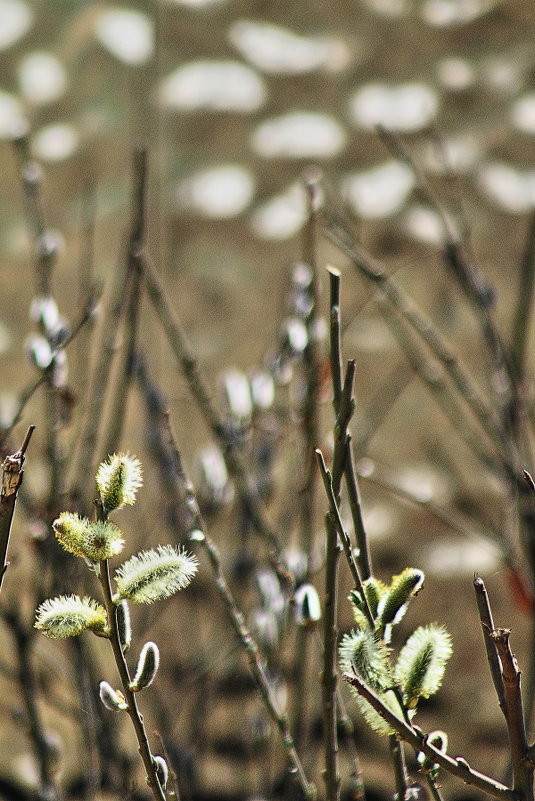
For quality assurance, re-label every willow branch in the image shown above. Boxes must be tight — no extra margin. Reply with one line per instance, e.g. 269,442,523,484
473,576,506,717
343,673,516,801
97,557,166,801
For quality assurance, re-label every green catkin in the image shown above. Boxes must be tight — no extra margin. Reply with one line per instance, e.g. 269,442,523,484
378,568,424,628
35,595,108,639
96,453,143,513
395,624,452,707
114,545,198,604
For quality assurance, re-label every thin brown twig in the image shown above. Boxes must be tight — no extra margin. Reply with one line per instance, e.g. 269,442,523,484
321,212,512,460
316,450,372,627
0,425,35,592
473,576,507,718
293,171,323,753
343,438,372,580
490,627,533,801
103,148,146,456
343,672,516,801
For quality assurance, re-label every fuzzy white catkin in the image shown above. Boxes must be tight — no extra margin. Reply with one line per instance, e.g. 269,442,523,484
117,600,131,652
153,755,168,788
130,641,160,691
99,680,127,711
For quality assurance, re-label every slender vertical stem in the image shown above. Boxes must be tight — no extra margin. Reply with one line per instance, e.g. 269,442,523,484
328,267,343,410
512,211,535,382
97,558,166,801
293,172,323,750
490,628,534,801
316,451,373,628
299,169,322,568
473,577,506,717
103,148,146,456
389,735,409,801
322,507,341,801
343,439,372,580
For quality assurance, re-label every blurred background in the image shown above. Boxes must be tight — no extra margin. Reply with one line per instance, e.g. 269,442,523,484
1,1,535,800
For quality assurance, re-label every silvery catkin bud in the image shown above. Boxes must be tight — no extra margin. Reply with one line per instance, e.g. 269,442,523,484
116,600,131,652
99,681,128,711
153,755,168,788
294,583,321,627
129,641,160,692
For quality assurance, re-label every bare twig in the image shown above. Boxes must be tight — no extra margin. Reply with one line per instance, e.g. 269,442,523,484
390,734,409,801
343,439,372,580
0,426,35,592
322,212,511,459
299,170,323,569
490,628,533,801
293,172,323,752
103,148,146,456
316,451,372,627
512,211,535,382
473,576,506,717
322,498,341,801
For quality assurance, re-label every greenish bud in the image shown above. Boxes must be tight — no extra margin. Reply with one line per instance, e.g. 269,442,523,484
130,641,160,691
340,629,405,736
378,568,424,630
114,545,198,604
53,513,92,558
96,453,143,513
395,625,452,708
339,629,391,692
53,513,125,562
35,595,108,639
99,681,128,712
